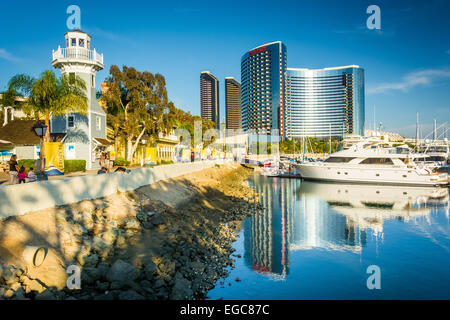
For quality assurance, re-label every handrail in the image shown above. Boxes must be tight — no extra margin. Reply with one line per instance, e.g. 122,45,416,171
52,47,103,64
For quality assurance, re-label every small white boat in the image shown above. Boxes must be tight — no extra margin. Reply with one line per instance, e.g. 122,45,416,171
294,142,448,186
260,161,281,177
261,166,281,177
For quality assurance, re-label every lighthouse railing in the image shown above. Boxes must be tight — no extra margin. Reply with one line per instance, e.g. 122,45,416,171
52,47,103,64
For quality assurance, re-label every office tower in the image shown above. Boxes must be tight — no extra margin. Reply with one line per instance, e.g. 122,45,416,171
225,77,242,130
200,71,219,129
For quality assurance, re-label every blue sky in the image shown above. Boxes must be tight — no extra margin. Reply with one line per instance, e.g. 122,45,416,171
0,0,449,137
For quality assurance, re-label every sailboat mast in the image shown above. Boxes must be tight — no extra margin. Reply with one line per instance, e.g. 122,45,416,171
329,123,331,155
434,119,437,142
416,112,419,151
374,105,376,134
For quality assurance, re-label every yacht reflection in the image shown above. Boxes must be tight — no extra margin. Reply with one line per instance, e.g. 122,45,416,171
244,176,449,280
300,181,449,237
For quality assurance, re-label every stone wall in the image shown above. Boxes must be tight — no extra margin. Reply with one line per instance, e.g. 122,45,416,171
0,161,220,219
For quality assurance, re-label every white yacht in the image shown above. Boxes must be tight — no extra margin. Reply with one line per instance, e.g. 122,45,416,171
294,143,448,186
415,143,449,169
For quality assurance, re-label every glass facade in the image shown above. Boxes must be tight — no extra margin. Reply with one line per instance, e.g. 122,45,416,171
285,66,365,138
241,41,287,136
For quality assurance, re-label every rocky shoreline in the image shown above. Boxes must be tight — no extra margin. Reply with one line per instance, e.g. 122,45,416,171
0,164,262,300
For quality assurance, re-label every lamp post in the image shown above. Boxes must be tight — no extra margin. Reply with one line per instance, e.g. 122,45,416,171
32,122,47,181
141,135,148,167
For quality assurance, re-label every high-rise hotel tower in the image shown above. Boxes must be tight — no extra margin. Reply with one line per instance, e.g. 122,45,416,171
240,42,365,138
241,41,287,136
225,77,242,130
200,71,220,129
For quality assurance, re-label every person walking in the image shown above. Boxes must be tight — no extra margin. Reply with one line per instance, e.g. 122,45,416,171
34,155,41,181
100,151,106,168
105,151,109,169
18,166,27,184
8,155,19,185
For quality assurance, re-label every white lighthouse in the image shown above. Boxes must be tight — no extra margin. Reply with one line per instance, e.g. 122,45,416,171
50,30,108,170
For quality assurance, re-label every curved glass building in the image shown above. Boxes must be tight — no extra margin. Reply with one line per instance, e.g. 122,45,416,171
241,41,287,136
285,66,365,138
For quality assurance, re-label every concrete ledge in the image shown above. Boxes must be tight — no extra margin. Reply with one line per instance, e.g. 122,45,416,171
0,161,220,219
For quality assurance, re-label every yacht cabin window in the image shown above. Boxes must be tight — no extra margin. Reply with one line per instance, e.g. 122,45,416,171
360,158,394,165
324,157,355,163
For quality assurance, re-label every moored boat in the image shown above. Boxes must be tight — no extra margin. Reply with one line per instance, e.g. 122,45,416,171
294,142,448,186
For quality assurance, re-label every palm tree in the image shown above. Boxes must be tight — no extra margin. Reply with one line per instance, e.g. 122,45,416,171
8,70,88,142
0,84,25,124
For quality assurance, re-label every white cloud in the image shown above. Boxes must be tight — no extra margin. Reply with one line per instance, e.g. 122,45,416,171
84,27,118,41
84,27,138,46
0,48,20,62
333,25,395,37
368,68,450,94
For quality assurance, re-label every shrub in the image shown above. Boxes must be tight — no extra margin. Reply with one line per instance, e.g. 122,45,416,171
159,160,173,165
113,157,130,167
64,160,86,173
17,159,86,173
18,159,36,172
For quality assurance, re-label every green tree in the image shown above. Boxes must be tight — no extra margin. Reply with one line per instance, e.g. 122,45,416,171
173,109,216,147
99,85,124,159
102,65,177,162
0,83,28,124
8,70,88,142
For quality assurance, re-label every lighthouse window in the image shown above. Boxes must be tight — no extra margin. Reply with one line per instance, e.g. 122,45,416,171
96,116,101,130
68,116,75,128
79,39,85,47
71,38,76,46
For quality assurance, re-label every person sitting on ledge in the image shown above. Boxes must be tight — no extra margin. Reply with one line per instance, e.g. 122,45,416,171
97,167,109,174
114,166,128,173
28,167,37,182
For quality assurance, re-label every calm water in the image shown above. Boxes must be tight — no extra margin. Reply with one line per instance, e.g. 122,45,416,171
208,175,450,300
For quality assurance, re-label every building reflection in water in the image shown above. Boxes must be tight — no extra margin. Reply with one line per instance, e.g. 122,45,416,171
243,175,449,280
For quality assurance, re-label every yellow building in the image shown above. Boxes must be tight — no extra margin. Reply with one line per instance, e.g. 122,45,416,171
106,127,179,165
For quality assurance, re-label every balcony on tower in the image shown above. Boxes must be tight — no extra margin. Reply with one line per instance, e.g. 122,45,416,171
51,30,104,71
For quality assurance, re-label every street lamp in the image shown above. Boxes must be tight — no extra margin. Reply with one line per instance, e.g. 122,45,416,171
32,122,47,181
33,122,47,137
141,135,148,167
